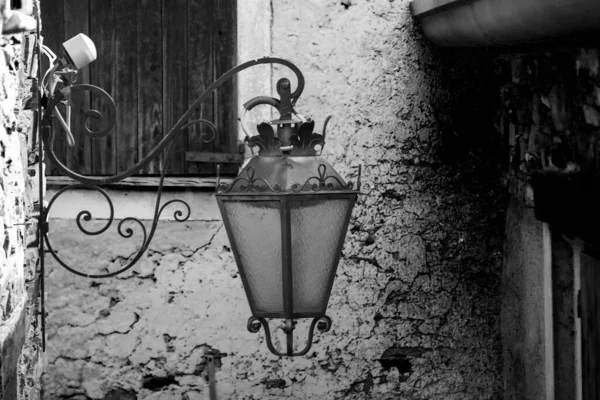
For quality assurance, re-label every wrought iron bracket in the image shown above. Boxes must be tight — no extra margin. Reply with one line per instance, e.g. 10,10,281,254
33,13,313,356
32,11,356,358
38,55,306,274
38,207,49,236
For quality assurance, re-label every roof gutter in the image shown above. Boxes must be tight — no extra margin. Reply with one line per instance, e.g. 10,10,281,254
410,0,600,47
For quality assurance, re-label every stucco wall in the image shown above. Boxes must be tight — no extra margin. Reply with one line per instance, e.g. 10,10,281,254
271,0,504,397
43,214,246,400
42,0,505,399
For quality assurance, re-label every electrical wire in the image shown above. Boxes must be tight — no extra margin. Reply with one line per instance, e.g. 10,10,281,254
53,108,75,147
40,45,58,95
41,44,56,61
40,44,77,147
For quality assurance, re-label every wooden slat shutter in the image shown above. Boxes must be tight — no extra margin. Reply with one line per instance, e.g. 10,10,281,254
42,0,238,177
138,0,163,174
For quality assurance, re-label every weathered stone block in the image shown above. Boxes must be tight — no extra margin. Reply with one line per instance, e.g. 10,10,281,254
0,298,27,399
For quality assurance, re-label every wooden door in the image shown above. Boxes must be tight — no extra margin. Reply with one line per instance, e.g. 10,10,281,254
41,0,237,177
580,252,600,400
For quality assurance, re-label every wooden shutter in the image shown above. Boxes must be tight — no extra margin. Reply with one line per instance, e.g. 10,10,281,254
42,0,238,177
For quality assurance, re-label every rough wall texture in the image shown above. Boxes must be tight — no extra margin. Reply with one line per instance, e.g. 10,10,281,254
42,0,506,399
44,218,249,400
498,48,600,181
497,47,600,212
271,0,504,398
0,4,44,400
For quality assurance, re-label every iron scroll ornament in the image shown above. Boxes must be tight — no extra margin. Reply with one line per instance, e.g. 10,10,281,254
38,55,306,278
247,316,333,357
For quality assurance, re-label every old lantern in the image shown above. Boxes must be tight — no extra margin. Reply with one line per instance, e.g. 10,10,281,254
216,78,360,356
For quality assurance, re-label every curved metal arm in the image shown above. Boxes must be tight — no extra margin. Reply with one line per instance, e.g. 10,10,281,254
41,57,305,186
39,57,305,278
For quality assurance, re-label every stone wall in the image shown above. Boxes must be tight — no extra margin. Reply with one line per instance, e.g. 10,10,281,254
498,49,600,181
496,47,600,211
0,2,44,399
42,0,506,399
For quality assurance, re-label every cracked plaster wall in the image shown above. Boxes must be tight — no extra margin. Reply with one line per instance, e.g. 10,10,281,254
270,1,504,396
42,0,506,399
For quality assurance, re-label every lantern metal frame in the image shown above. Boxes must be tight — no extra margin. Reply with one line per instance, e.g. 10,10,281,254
217,188,358,356
33,25,359,357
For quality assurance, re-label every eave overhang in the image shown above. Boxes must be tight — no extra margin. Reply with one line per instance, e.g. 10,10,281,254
410,0,600,47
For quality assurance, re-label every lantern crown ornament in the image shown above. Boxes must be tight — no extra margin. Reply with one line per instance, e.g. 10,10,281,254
217,77,360,356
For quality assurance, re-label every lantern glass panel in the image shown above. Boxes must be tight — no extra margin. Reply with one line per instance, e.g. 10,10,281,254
222,200,283,314
290,197,354,315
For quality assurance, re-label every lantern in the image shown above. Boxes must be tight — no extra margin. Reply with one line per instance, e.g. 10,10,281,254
216,78,360,356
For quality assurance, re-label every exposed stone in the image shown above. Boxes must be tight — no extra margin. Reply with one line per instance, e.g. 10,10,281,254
582,104,600,126
503,49,600,179
0,1,43,398
0,298,27,398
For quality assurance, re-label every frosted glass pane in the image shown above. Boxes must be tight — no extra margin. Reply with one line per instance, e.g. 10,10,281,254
223,201,282,314
290,198,352,314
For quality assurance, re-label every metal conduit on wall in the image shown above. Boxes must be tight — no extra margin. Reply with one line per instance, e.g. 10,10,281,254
411,0,600,47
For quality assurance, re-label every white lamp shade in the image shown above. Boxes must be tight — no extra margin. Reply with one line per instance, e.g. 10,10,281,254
62,33,97,69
